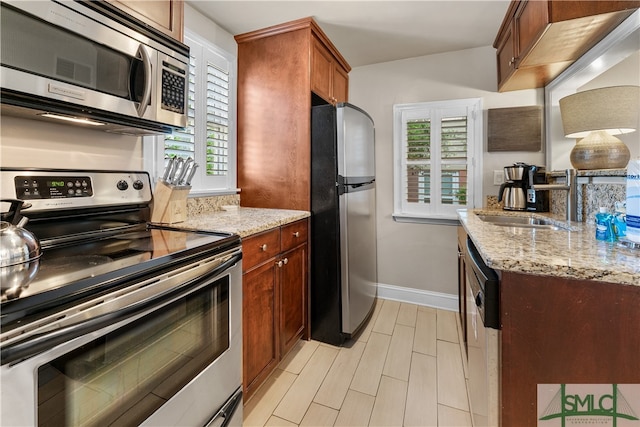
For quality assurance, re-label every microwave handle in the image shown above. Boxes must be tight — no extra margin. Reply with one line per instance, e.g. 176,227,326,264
137,45,152,118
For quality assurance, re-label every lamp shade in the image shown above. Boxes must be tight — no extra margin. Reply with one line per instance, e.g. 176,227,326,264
559,85,640,138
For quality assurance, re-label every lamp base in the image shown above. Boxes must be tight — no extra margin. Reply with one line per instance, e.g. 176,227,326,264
569,130,630,170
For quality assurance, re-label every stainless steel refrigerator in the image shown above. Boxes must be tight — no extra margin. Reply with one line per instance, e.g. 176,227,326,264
311,102,377,346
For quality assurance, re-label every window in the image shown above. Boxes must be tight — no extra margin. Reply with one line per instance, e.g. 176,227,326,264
393,98,482,223
144,30,236,195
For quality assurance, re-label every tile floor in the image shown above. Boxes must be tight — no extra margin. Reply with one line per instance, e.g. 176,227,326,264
243,298,471,427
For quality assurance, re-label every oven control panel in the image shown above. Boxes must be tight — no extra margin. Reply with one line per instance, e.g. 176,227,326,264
1,169,153,212
15,176,94,199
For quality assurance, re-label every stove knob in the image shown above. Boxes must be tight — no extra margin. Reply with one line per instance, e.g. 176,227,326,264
117,180,129,191
132,180,144,190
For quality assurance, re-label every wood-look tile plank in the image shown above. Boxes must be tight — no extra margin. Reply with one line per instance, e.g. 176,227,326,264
437,404,473,426
243,369,297,427
436,309,459,343
350,332,391,396
372,299,400,335
299,403,338,427
278,339,320,375
382,324,414,381
334,390,375,427
404,352,438,427
396,303,418,327
414,307,437,356
358,298,383,343
264,415,298,427
436,340,469,411
314,340,366,409
273,345,338,424
368,376,407,426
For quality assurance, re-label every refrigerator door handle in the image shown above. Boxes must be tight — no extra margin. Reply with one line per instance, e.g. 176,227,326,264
338,181,375,195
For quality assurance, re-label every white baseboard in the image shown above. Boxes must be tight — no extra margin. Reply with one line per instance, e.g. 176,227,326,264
377,282,458,312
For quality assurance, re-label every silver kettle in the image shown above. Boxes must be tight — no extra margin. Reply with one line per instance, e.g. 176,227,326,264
1,199,41,297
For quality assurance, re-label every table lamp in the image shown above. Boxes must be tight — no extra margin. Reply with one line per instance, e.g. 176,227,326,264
559,85,640,170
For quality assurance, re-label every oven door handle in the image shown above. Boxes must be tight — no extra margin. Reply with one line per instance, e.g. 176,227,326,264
204,387,243,427
0,251,241,366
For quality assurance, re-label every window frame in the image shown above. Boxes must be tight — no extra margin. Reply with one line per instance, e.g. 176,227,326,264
143,29,237,196
392,98,483,224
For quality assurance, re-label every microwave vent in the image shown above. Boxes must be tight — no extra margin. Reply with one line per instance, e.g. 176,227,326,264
56,57,92,85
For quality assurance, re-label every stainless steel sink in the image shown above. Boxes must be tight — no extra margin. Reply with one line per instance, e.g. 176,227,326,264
476,214,566,230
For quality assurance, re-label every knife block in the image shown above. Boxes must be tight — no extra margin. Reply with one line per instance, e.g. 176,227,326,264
151,180,191,224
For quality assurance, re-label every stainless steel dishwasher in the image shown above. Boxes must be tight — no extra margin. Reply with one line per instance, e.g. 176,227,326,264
465,238,500,427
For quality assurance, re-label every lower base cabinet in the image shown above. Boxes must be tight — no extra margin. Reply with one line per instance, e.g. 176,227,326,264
242,219,309,400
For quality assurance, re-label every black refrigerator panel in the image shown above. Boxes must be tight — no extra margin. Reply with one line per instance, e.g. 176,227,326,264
311,104,344,345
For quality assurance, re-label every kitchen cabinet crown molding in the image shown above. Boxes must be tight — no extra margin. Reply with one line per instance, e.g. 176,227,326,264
234,16,351,73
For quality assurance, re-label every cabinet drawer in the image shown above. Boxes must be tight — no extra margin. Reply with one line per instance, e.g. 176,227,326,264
281,220,308,252
243,228,281,271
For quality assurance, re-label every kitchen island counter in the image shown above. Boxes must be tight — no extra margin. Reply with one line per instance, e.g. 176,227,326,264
458,209,639,286
166,206,310,238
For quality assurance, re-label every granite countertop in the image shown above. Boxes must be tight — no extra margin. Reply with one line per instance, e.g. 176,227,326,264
169,206,310,238
458,209,640,286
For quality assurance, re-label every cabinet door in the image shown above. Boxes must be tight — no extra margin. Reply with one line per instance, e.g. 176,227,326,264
107,0,184,42
243,260,279,397
332,65,349,103
496,23,516,90
311,39,333,103
279,244,307,357
515,0,549,67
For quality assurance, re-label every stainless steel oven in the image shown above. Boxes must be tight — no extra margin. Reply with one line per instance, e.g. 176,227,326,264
0,169,243,427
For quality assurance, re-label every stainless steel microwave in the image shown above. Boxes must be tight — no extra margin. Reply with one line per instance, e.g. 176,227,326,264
0,0,189,135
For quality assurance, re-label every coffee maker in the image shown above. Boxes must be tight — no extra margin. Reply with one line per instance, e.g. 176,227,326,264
525,165,550,212
498,163,550,212
498,163,528,210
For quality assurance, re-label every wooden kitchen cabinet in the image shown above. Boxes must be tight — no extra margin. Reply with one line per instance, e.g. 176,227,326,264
311,37,349,105
107,0,184,42
500,271,640,426
242,219,309,400
494,1,639,92
235,17,351,211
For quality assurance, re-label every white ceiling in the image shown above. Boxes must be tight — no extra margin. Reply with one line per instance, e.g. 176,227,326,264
187,1,512,68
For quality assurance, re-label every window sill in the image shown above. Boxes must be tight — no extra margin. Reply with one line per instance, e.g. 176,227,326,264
392,213,460,226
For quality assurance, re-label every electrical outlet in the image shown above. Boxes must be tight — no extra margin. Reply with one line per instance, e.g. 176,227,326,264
493,170,505,186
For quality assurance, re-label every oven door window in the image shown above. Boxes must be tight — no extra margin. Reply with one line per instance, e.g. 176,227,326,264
37,276,229,426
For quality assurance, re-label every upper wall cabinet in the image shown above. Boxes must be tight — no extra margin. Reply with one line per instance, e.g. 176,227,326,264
234,18,350,211
494,0,640,92
107,0,184,42
311,37,349,105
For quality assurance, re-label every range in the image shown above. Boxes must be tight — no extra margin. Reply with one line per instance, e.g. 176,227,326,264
0,168,243,427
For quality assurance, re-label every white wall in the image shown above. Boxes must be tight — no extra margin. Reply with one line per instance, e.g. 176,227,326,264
349,46,541,297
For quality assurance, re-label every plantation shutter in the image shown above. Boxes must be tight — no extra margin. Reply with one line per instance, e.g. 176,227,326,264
394,99,480,220
206,63,229,176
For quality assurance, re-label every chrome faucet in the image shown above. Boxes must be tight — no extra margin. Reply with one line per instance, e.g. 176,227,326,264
532,169,578,222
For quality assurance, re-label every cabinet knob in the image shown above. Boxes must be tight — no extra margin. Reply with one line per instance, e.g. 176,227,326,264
509,57,515,67
293,231,300,238
277,260,284,268
260,244,268,251
283,258,289,265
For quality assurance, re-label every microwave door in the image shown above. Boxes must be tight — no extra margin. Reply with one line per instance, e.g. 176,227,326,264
0,1,187,133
